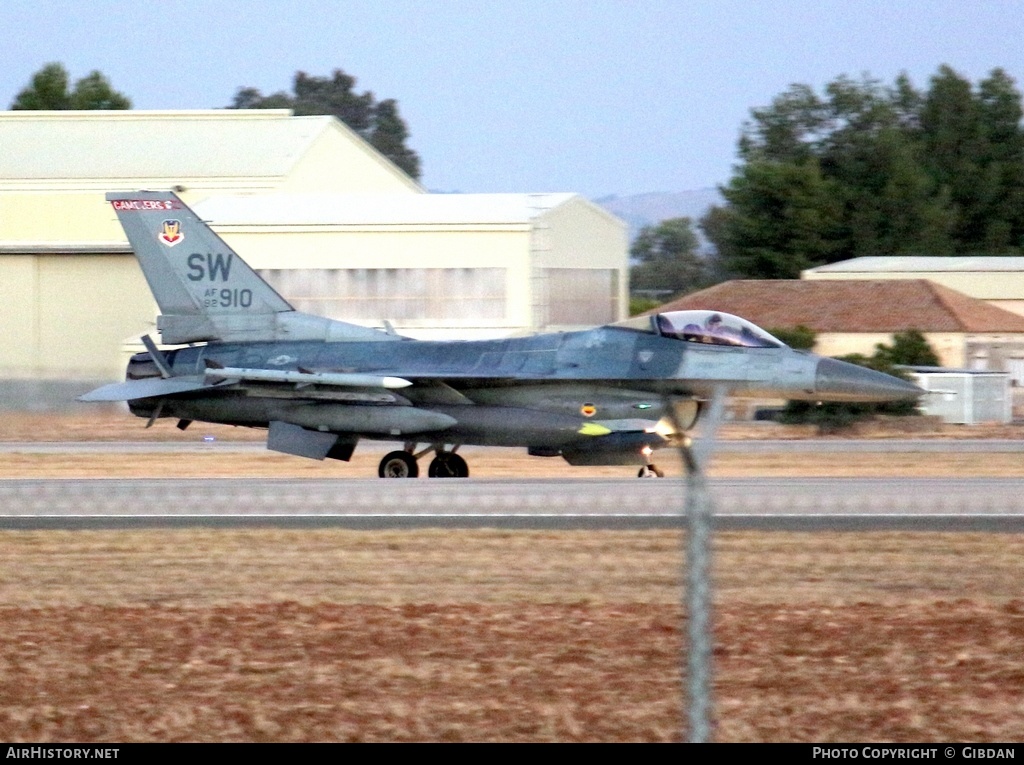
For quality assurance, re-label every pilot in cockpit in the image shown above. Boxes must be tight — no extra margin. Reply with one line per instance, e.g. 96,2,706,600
704,313,739,345
705,313,724,336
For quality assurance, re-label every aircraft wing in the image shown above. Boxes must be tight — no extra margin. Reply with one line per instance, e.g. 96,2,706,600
77,377,231,402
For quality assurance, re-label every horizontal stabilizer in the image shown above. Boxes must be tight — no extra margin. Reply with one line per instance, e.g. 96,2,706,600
206,366,412,389
77,377,227,402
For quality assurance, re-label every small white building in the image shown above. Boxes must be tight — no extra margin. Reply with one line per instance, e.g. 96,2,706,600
909,368,1013,424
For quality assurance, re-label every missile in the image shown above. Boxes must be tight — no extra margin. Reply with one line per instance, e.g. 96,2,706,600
206,366,412,390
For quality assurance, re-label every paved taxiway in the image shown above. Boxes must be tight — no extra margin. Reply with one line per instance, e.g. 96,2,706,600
2,476,1023,531
5,439,1024,454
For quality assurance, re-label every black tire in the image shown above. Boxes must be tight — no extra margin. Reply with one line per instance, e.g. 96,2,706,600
428,452,469,478
638,465,665,479
378,450,419,478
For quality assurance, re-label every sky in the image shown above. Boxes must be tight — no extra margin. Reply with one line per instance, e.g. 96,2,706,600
2,1,1024,198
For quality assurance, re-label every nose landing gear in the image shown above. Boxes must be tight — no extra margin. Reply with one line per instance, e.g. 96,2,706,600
637,445,665,478
638,464,665,478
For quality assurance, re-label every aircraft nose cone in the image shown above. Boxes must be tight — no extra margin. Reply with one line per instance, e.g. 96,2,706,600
814,357,925,402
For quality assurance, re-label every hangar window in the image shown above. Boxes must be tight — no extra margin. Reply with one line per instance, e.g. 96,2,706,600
259,267,506,323
543,269,619,326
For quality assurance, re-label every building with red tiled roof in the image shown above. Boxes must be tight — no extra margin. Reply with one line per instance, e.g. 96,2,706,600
656,279,1024,373
803,256,1024,319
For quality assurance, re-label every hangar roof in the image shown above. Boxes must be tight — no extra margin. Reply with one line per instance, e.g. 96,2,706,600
657,279,1024,333
193,192,586,226
0,109,390,182
804,256,1024,274
0,241,131,254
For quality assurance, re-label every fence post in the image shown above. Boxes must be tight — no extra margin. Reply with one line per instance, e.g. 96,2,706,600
671,385,725,743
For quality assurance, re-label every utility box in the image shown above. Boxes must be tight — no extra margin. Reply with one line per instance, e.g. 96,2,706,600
908,367,1012,424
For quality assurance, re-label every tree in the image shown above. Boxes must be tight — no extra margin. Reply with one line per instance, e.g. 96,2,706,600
971,69,1024,251
11,62,131,110
230,86,291,110
629,217,713,297
368,99,421,180
918,66,990,249
832,126,955,259
768,324,816,350
230,69,421,180
704,159,844,278
872,329,940,368
707,66,1024,278
628,295,662,316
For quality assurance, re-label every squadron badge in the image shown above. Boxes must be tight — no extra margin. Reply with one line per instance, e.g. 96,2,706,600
159,219,184,247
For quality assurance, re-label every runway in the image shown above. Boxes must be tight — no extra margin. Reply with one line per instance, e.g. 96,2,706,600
4,438,1024,454
3,476,1024,531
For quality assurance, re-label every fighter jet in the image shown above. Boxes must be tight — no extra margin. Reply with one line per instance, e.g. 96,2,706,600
80,191,922,478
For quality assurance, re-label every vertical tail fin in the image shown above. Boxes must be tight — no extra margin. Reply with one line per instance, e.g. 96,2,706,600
107,191,389,344
108,190,291,316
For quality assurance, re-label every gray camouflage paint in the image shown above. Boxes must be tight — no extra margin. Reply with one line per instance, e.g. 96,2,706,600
81,192,921,470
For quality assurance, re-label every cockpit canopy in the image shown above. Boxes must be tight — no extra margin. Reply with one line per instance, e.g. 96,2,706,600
616,310,787,349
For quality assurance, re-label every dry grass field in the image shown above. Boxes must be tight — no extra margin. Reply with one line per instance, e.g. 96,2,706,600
0,530,1022,742
0,412,1023,741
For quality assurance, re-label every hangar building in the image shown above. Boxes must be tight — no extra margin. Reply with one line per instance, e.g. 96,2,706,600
194,192,626,341
801,256,1024,381
802,256,1024,318
0,110,626,404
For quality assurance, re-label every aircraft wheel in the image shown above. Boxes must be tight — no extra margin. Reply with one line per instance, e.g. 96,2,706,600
638,464,665,479
379,450,419,478
428,452,469,478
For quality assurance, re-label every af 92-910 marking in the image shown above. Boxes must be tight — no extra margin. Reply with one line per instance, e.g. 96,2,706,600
202,287,252,309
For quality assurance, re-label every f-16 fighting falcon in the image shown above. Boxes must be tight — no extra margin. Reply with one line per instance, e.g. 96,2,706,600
80,191,922,478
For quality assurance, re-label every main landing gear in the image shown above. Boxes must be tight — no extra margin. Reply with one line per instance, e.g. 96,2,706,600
427,451,469,478
378,443,469,478
378,450,419,478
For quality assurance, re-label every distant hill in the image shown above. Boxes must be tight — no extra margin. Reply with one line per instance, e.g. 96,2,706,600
430,187,725,249
593,188,723,248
